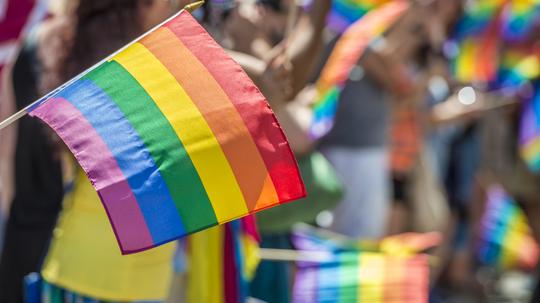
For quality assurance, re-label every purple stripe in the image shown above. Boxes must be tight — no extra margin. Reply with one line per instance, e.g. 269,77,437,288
30,97,154,252
294,265,319,303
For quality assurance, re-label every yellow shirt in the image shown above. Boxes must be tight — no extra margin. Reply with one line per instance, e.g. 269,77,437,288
41,169,176,301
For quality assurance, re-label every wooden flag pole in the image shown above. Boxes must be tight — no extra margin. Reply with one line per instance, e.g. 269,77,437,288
0,1,205,131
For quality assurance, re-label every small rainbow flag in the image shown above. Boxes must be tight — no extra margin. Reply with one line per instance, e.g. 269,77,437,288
501,0,540,42
326,0,392,34
187,216,260,303
292,227,431,303
477,185,539,270
28,11,305,254
310,0,408,139
495,46,540,89
450,0,503,84
520,83,540,172
450,0,540,86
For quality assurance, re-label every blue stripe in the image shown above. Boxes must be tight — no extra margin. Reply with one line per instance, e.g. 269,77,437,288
58,79,186,244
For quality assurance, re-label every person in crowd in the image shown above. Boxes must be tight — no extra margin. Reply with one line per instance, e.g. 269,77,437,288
0,0,190,302
317,3,431,240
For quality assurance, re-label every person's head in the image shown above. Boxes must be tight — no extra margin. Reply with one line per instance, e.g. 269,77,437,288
41,0,182,91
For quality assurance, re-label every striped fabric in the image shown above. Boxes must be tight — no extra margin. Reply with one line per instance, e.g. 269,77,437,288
29,11,305,254
520,82,540,172
294,252,429,303
477,185,539,271
292,227,431,303
390,109,421,174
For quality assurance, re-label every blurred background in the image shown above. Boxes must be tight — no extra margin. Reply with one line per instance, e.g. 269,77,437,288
2,0,540,302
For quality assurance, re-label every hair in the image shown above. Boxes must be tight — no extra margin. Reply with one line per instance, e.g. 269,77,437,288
40,0,149,93
257,0,283,12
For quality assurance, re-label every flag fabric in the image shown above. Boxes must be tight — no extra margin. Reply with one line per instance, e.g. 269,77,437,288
326,0,392,34
448,0,540,173
310,1,409,139
186,216,260,303
292,227,431,303
520,82,540,172
496,46,540,89
28,11,305,254
449,0,540,87
477,185,539,271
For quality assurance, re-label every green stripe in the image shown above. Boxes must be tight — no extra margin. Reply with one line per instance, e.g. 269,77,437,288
339,252,359,302
85,61,218,231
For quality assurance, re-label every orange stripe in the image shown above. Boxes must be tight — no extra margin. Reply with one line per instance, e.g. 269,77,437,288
140,27,279,211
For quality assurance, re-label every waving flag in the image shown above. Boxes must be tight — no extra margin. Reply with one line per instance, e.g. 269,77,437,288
477,185,539,270
292,226,432,303
449,0,540,86
311,1,408,139
28,11,305,254
520,83,540,172
327,0,392,33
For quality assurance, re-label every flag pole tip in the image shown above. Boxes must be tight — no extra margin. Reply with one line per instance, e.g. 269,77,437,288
185,1,205,13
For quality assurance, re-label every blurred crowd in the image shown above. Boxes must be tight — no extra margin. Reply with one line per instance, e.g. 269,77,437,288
1,0,540,302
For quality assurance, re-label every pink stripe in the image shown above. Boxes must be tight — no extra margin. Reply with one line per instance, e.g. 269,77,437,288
30,97,154,252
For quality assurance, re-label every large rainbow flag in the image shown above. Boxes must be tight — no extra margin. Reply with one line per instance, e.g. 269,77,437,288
477,185,539,271
292,226,432,303
310,0,408,139
28,11,305,254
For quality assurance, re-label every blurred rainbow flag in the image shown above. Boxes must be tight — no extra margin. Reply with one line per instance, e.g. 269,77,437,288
477,185,539,271
327,0,392,33
450,0,540,87
292,226,433,303
310,1,408,139
495,46,540,89
520,82,540,171
450,0,503,84
501,0,540,41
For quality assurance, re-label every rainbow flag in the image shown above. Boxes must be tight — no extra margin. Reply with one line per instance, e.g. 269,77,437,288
327,0,392,33
495,46,540,89
310,1,408,139
292,227,431,303
187,216,260,303
450,0,503,84
450,0,540,86
477,185,539,271
28,11,305,254
501,0,540,41
520,83,540,172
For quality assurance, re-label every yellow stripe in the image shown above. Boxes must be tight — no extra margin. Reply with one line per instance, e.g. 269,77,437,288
522,137,540,162
187,226,225,303
358,253,384,303
113,43,248,222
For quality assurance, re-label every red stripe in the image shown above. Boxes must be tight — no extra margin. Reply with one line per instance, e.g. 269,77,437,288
166,12,305,203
